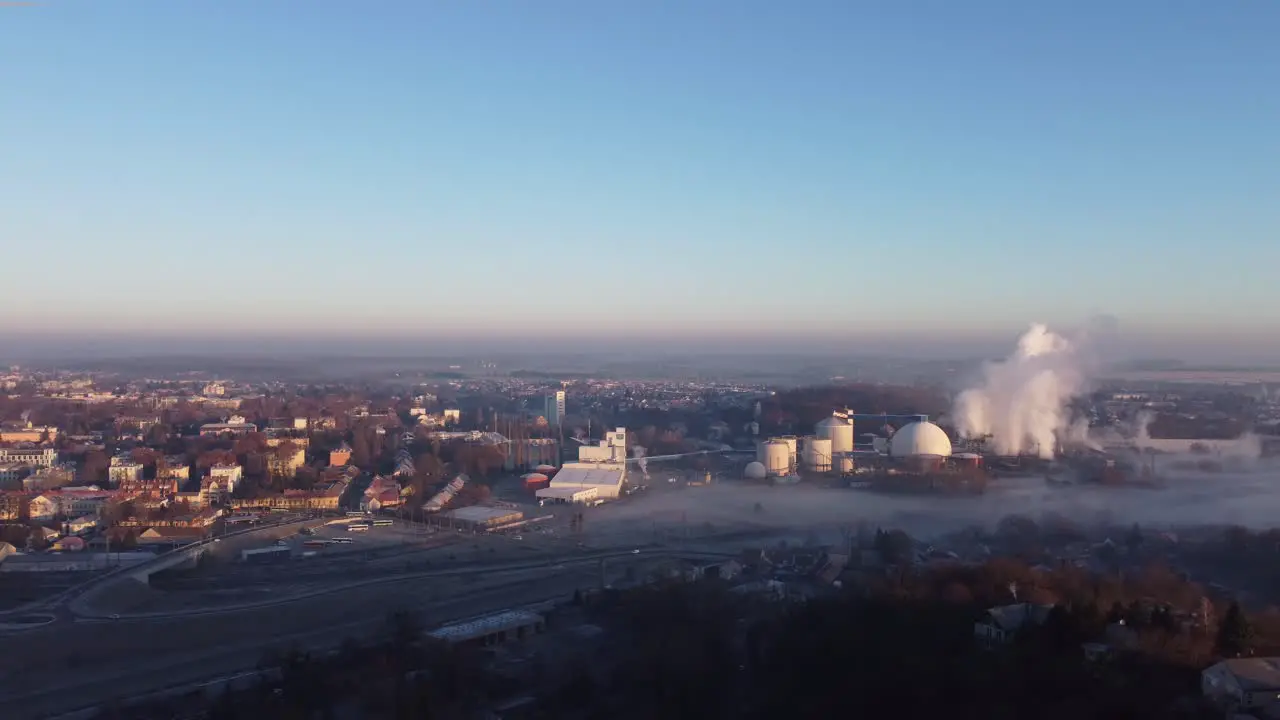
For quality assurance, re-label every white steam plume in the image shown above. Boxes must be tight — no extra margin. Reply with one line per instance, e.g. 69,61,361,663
955,323,1087,459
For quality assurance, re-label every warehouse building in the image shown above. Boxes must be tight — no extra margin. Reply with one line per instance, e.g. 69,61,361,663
535,485,599,506
439,505,524,530
427,609,545,648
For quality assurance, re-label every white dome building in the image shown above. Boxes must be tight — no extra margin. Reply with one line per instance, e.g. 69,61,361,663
889,421,954,458
744,461,767,480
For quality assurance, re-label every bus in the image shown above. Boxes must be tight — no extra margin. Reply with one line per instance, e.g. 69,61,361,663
345,511,368,518
302,540,328,549
372,519,393,527
330,537,354,544
348,524,369,533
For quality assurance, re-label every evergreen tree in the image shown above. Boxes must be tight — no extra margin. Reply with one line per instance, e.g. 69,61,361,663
1217,601,1255,657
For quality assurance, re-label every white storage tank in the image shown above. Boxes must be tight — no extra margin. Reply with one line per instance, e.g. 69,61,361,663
889,421,953,458
744,461,767,480
803,437,833,472
816,415,855,454
777,436,798,467
835,454,855,474
762,441,791,476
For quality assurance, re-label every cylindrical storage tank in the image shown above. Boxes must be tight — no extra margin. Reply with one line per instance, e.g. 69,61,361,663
744,461,767,480
803,437,832,472
778,436,798,468
521,473,550,491
816,416,855,455
830,420,854,454
835,454,855,474
762,441,791,476
755,440,767,464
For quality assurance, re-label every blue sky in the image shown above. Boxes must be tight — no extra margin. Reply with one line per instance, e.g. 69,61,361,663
3,1,1278,358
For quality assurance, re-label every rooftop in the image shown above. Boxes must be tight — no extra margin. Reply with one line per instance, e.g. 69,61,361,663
550,463,624,489
1219,657,1280,690
428,610,543,643
442,505,523,524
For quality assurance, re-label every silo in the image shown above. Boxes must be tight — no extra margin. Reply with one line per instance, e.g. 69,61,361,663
803,437,832,472
835,454,855,474
777,436,799,469
762,441,791,477
817,414,855,455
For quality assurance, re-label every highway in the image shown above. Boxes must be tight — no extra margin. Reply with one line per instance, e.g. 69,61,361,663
3,564,602,719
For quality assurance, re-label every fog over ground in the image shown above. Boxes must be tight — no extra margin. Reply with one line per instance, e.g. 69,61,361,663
593,462,1280,542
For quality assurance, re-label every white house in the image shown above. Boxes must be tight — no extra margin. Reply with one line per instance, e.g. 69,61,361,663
107,457,143,487
209,464,243,493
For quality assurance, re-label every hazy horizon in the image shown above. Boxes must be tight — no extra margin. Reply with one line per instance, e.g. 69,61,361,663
4,326,1280,368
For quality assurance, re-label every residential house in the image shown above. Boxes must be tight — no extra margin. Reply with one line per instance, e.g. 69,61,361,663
1203,657,1280,716
65,514,100,534
0,491,31,521
118,476,178,498
361,475,402,512
0,462,31,488
266,438,308,478
198,477,229,507
209,464,243,493
28,494,59,521
159,457,190,482
137,526,208,546
174,491,202,508
321,465,360,485
329,443,352,467
107,457,144,487
50,535,86,552
974,603,1056,647
22,465,76,491
266,436,310,450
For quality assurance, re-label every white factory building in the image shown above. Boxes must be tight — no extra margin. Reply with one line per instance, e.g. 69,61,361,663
536,427,627,503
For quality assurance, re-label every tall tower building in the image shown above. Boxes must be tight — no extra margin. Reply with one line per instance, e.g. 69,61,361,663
544,390,566,426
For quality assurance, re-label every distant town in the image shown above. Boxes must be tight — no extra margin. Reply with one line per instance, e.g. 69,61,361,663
1,359,1280,718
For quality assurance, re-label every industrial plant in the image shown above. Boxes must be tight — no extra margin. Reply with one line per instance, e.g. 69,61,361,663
740,408,987,492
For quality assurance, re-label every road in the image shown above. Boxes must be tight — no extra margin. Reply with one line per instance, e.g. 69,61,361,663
70,547,684,619
2,564,603,719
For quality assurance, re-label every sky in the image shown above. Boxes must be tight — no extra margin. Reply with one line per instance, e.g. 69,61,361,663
2,1,1278,361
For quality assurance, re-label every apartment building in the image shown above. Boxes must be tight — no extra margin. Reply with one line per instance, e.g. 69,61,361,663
0,447,58,467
